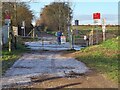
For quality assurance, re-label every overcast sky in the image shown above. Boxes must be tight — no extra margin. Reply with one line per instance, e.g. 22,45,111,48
26,0,119,25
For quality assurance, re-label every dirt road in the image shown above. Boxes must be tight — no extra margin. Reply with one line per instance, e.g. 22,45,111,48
2,33,118,89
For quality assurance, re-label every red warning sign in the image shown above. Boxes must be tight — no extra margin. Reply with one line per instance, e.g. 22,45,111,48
93,13,100,19
5,10,11,19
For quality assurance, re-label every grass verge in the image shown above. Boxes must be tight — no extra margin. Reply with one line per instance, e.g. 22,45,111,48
75,37,119,83
1,37,30,75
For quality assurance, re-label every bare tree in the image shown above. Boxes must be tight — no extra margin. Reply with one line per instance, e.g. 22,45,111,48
38,2,72,32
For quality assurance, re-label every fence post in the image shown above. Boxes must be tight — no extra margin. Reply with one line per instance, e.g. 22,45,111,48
102,18,106,41
8,23,11,52
32,28,35,39
14,35,17,49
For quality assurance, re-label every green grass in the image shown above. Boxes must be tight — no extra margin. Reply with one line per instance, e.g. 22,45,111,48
1,37,30,75
101,37,119,50
47,31,56,36
75,37,119,83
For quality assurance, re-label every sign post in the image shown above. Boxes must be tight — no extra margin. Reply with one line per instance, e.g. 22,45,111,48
8,23,11,52
93,13,101,44
67,21,73,49
32,21,36,39
102,18,106,41
5,10,11,52
22,21,25,37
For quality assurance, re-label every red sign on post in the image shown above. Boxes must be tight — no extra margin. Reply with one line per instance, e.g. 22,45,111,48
93,13,100,19
5,10,11,25
5,10,11,19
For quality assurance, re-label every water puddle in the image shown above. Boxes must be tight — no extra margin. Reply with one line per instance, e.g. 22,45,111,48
25,41,84,51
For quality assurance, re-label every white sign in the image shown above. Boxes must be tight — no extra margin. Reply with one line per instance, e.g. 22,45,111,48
22,21,25,27
5,19,11,25
102,18,106,32
102,18,106,25
84,35,87,40
21,26,24,29
94,19,101,25
61,36,66,44
13,26,18,36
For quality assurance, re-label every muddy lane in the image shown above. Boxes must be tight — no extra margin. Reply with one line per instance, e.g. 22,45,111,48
2,51,89,88
2,33,118,88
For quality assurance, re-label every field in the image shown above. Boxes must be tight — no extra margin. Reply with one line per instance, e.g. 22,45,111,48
72,25,119,31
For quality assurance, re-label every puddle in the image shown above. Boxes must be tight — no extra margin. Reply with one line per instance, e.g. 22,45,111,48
25,41,84,51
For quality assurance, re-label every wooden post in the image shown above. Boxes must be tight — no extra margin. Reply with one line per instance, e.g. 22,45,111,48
103,31,105,41
14,36,17,49
91,29,94,45
89,29,94,45
32,28,35,38
95,25,98,44
9,37,11,52
102,18,106,41
22,21,25,37
8,23,11,52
